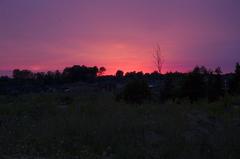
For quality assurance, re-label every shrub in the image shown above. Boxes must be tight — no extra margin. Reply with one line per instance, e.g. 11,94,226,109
121,79,151,104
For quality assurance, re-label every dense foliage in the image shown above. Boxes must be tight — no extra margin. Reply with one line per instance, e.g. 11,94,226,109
0,63,240,103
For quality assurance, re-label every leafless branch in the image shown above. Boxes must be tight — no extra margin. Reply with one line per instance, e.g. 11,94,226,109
153,44,164,74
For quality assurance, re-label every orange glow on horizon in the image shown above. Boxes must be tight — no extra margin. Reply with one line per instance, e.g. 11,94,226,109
0,42,195,75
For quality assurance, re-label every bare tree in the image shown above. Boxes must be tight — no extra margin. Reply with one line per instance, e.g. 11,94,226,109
153,44,164,74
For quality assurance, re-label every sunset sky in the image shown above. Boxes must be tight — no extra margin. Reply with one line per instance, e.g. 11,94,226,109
0,0,240,75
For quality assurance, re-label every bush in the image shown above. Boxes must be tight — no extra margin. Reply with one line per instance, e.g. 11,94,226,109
121,79,151,104
182,66,206,103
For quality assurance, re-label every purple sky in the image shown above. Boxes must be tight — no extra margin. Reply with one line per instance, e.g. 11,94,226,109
0,0,240,75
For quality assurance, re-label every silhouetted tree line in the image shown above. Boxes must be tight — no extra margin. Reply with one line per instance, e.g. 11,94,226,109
0,65,105,94
179,66,224,103
11,65,104,84
0,63,240,104
117,63,240,104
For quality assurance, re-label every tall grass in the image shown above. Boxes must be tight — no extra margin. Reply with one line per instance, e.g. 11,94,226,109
0,92,240,158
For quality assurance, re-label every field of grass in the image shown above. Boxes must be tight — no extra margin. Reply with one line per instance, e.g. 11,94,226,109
0,91,240,159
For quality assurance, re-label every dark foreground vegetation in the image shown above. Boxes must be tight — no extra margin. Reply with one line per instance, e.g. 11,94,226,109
0,63,240,158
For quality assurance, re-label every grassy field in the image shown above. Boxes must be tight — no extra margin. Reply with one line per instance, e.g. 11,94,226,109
0,91,240,159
